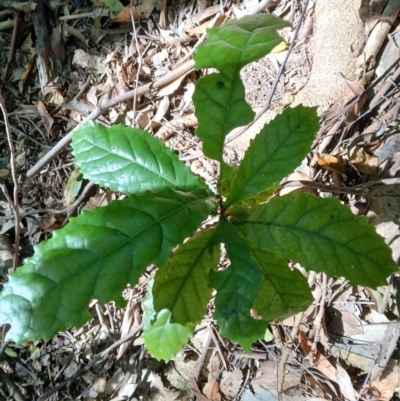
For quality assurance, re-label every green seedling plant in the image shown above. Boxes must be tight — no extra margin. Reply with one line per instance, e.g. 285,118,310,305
0,14,397,361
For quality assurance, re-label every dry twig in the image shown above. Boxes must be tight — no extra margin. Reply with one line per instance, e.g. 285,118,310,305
27,60,195,177
0,367,25,401
310,274,327,354
0,96,20,270
38,325,143,401
277,313,304,396
1,0,36,12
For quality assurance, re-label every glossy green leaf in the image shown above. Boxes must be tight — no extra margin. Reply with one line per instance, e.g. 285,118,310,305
193,14,290,164
210,218,266,351
193,74,254,162
225,106,319,208
194,14,291,79
226,183,280,215
234,191,398,288
72,121,206,195
142,279,195,361
249,244,313,321
153,228,219,326
0,188,217,344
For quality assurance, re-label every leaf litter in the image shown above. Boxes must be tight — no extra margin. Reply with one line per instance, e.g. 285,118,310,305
0,0,400,400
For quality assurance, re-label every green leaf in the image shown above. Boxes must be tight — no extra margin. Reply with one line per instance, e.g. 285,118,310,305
72,122,206,195
193,14,290,164
226,183,280,214
142,279,195,361
225,106,319,208
234,191,398,288
100,0,123,13
194,14,291,79
0,189,217,344
210,218,266,351
193,74,254,162
248,244,313,321
153,228,219,326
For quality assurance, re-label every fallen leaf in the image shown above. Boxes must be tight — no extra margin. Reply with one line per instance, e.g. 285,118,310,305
220,369,243,398
113,0,157,22
117,303,141,359
151,96,170,132
72,49,105,74
203,379,221,401
336,364,356,401
185,14,226,35
252,361,300,394
157,73,186,97
349,146,379,176
191,378,212,401
368,359,399,401
37,101,54,135
280,171,314,196
317,153,346,174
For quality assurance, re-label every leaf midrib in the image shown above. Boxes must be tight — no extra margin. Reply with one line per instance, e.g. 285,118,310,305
79,136,188,192
33,195,216,301
237,219,381,282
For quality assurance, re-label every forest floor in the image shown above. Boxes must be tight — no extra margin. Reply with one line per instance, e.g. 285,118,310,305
1,0,400,400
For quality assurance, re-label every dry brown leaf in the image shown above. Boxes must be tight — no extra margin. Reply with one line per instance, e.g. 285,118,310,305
360,0,385,37
40,215,62,232
37,101,54,135
252,361,300,394
349,146,379,176
19,55,36,94
185,14,226,35
190,5,221,25
191,379,212,401
157,73,186,97
367,181,400,262
203,379,221,401
336,364,356,401
279,171,314,196
374,132,400,169
317,153,346,174
151,96,170,131
113,0,157,22
368,359,399,401
220,369,243,398
329,309,364,336
207,350,220,381
105,368,126,395
72,49,105,74
117,303,141,359
64,25,87,47
83,189,115,211
112,6,131,23
298,332,337,382
331,311,398,374
155,114,198,141
136,107,153,130
186,20,215,35
326,79,365,122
